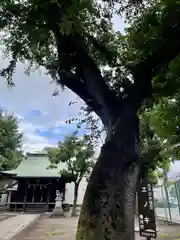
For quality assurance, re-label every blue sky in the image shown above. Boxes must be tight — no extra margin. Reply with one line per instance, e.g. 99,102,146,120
0,56,83,152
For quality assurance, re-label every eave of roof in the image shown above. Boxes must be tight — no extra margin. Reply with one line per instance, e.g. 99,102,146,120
0,153,65,178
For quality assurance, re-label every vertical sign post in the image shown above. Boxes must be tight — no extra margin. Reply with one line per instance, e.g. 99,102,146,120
138,183,157,239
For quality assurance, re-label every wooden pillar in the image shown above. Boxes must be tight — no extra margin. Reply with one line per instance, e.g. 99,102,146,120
23,181,27,211
7,191,12,204
40,185,43,202
47,182,51,210
6,191,12,210
32,185,35,203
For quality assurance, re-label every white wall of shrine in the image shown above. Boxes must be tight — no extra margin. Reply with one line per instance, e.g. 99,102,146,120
65,178,87,205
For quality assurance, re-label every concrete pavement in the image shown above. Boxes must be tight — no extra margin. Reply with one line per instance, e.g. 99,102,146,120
0,212,179,240
11,216,180,240
0,213,39,240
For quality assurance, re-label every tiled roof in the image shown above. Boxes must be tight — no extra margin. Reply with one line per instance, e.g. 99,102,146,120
0,153,64,178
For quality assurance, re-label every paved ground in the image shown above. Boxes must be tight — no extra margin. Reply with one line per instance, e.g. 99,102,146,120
157,220,180,240
0,213,15,222
0,213,180,240
9,215,180,240
0,214,39,240
156,207,180,223
12,215,78,240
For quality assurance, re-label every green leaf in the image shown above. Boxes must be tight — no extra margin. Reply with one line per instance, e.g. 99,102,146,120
0,109,23,171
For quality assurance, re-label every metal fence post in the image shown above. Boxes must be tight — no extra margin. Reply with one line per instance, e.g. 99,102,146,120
161,184,168,221
163,170,172,222
164,184,172,222
175,181,180,215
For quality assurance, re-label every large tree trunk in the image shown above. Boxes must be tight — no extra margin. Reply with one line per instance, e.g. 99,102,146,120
76,108,140,240
72,182,79,217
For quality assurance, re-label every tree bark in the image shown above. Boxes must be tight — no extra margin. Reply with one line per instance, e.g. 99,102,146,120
76,107,140,240
72,182,79,217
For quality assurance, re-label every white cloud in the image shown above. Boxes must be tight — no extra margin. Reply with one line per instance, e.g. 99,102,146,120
18,119,50,152
0,56,84,152
54,120,68,127
0,59,82,121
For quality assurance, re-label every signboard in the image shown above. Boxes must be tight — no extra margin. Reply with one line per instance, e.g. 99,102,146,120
138,183,157,238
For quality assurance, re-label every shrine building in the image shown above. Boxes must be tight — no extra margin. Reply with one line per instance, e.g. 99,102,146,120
0,153,76,212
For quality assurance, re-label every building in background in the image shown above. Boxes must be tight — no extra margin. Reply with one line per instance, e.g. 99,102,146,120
0,153,87,212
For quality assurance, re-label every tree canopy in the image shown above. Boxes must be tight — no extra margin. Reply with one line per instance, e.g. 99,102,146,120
150,97,180,158
2,0,180,128
47,132,95,182
0,110,23,171
0,0,176,120
140,110,172,183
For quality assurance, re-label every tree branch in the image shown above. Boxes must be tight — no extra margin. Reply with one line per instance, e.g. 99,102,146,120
57,70,109,125
66,157,75,177
128,69,153,110
52,24,122,126
129,7,180,109
73,35,122,120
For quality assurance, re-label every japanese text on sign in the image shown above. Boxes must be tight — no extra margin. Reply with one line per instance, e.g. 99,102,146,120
138,182,157,238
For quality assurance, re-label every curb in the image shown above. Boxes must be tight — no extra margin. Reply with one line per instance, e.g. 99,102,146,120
157,217,180,225
10,214,41,240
